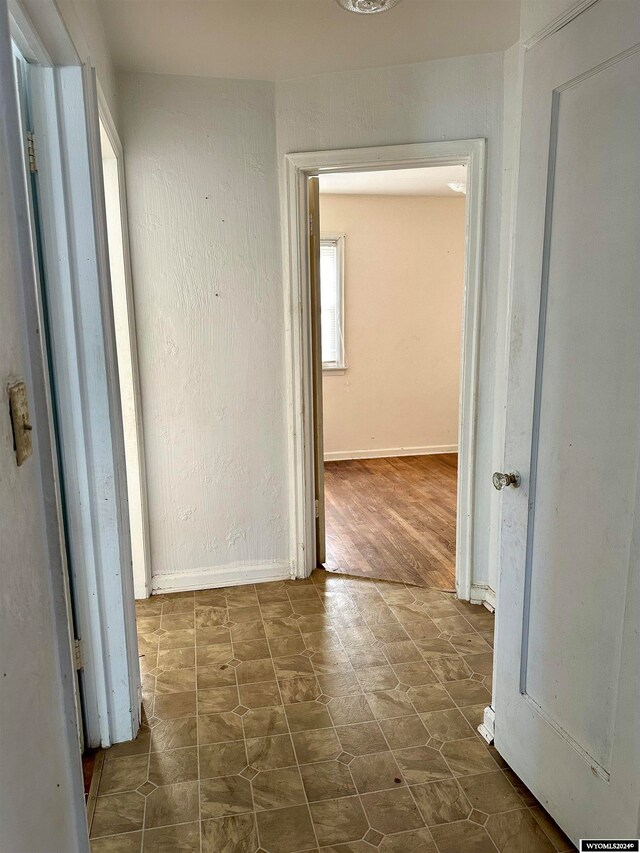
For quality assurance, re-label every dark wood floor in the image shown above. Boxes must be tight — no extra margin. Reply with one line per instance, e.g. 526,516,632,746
323,454,457,590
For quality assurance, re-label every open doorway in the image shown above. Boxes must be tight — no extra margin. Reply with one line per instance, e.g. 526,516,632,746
317,166,466,590
286,140,485,600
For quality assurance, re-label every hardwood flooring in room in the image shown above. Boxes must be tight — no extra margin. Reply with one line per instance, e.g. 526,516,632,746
323,454,458,590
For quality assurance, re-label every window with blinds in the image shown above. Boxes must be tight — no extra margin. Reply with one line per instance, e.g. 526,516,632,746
320,236,345,369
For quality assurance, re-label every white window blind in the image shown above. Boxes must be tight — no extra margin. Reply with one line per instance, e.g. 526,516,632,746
320,237,345,368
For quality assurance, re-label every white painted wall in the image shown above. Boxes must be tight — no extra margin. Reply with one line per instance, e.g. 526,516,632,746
320,193,465,460
277,53,504,595
119,72,290,591
0,8,87,849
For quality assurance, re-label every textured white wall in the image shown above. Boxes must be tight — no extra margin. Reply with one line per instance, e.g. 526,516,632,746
120,72,289,588
121,53,507,597
277,53,504,594
320,194,465,458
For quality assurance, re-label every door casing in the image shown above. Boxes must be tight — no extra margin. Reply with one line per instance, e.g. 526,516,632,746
284,140,486,599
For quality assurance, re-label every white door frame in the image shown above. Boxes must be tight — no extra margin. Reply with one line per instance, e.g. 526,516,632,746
98,90,152,601
9,0,141,748
284,140,486,598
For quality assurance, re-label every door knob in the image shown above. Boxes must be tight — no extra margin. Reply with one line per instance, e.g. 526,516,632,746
492,471,521,490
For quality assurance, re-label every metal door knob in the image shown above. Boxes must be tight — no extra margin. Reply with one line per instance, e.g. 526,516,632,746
492,471,521,490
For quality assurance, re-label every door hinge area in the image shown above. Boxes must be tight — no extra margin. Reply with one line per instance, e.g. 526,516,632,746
315,499,320,518
27,131,37,173
73,639,83,671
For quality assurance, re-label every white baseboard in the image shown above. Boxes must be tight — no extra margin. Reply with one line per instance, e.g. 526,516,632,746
324,445,458,462
151,560,292,594
470,583,496,612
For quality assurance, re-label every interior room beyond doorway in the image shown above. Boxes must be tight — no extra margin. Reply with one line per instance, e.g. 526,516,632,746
318,166,466,590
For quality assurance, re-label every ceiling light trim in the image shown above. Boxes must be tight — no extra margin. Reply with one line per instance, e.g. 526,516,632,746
336,0,403,14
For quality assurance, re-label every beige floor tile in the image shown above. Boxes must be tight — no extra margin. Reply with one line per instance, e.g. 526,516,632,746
316,671,361,698
157,648,196,670
230,620,267,641
449,633,494,655
285,701,333,732
233,639,271,661
148,746,199,786
197,685,239,714
310,649,351,674
355,665,398,692
201,813,258,853
196,643,233,667
91,831,142,852
309,796,369,847
196,663,237,689
268,636,306,657
236,658,276,685
161,613,195,632
458,770,525,814
105,726,151,760
391,661,439,687
335,721,388,756
154,668,196,695
428,655,473,683
99,755,148,794
327,694,374,726
252,766,306,810
158,629,195,650
198,710,244,744
444,678,492,707
200,774,253,819
441,738,499,777
238,680,282,709
420,708,476,741
486,809,558,852
196,626,232,647
91,792,145,838
142,821,200,852
379,714,430,749
246,733,296,770
150,717,198,752
200,740,247,778
256,804,317,852
194,605,227,628
228,605,262,623
393,745,452,784
379,828,438,852
242,704,289,739
299,759,356,801
279,675,322,704
154,690,197,720
365,689,415,720
411,777,471,827
408,683,457,713
292,727,342,765
430,819,498,852
361,787,425,834
144,780,199,828
263,617,302,638
273,654,315,678
349,751,404,794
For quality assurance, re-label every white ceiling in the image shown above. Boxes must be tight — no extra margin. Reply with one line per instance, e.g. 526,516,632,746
319,165,467,196
97,0,520,82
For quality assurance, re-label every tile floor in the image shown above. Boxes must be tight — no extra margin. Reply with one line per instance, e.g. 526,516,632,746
90,570,576,852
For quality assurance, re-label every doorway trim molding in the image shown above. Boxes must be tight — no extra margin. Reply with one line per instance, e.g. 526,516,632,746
284,139,486,599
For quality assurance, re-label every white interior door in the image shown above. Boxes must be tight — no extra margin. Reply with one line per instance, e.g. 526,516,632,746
494,0,640,843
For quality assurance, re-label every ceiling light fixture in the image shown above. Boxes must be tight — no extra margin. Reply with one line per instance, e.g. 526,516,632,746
448,181,467,194
336,0,402,14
